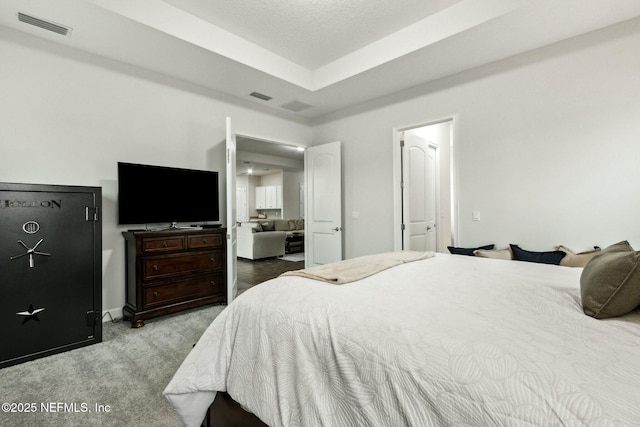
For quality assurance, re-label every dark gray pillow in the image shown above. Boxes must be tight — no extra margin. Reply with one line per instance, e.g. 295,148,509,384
447,244,494,256
580,241,640,319
510,244,566,265
259,221,275,231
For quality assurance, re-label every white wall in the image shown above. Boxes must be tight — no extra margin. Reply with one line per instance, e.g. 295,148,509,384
313,17,640,258
0,27,311,317
260,172,283,187
283,170,304,219
4,16,640,316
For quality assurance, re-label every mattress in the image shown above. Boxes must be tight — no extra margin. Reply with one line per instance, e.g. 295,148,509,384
164,253,640,427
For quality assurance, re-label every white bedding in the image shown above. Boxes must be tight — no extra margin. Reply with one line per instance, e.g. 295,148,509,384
164,253,640,427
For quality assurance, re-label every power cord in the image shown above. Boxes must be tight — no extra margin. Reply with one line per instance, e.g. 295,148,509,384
101,311,120,323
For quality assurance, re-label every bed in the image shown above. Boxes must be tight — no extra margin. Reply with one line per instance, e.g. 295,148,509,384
164,252,640,427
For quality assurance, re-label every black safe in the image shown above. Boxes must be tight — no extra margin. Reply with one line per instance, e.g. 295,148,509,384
0,183,102,369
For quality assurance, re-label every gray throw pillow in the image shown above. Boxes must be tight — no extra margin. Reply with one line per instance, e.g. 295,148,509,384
580,241,640,319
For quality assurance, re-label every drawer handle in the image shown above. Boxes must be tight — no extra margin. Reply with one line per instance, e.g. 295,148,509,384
153,291,158,298
203,239,208,243
210,257,215,263
210,281,215,286
162,242,168,247
153,265,159,271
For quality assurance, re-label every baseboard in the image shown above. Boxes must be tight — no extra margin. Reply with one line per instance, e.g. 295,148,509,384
102,307,123,323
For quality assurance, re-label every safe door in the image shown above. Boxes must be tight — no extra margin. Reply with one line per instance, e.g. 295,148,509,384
0,183,102,368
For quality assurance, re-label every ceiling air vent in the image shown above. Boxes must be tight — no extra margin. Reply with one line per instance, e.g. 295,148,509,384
18,13,71,36
281,100,312,112
250,92,272,101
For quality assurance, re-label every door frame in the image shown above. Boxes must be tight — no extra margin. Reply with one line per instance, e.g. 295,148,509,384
392,115,459,251
226,117,238,304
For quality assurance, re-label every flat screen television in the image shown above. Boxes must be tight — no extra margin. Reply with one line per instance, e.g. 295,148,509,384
117,162,220,226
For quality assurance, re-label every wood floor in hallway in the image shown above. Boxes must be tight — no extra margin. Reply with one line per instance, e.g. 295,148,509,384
237,256,304,292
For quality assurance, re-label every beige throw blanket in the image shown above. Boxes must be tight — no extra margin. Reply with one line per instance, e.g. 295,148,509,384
280,251,434,284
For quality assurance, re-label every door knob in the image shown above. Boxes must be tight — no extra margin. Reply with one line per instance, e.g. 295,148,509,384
332,227,342,232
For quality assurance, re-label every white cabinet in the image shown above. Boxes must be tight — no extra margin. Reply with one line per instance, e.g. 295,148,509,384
265,185,282,209
274,185,282,208
255,186,266,209
256,185,282,209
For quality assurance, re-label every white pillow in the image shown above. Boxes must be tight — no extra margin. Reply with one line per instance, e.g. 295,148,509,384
473,248,513,260
556,245,600,267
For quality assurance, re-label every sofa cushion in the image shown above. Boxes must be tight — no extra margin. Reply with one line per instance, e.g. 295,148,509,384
274,219,292,231
580,241,640,319
240,222,262,232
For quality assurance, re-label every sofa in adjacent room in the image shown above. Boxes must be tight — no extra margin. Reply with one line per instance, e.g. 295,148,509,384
236,219,304,260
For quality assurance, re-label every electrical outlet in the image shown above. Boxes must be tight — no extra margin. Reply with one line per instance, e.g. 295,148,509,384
472,211,481,222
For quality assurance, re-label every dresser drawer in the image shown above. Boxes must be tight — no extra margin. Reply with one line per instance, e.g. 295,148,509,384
143,250,222,280
142,236,185,253
143,274,223,309
188,233,223,249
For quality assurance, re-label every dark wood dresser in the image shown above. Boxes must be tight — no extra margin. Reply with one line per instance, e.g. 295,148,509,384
122,228,226,327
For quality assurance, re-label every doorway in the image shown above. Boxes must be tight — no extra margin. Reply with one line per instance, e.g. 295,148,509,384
234,134,306,290
235,134,305,223
393,118,455,252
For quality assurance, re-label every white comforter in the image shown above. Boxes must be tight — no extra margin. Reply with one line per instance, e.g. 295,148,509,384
164,253,640,427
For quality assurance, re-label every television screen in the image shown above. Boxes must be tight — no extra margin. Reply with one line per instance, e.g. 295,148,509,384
117,162,219,225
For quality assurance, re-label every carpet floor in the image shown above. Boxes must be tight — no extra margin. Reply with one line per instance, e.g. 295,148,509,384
0,304,226,427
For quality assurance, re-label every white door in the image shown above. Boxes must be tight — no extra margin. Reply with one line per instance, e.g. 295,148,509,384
304,141,342,267
402,133,438,251
226,117,238,303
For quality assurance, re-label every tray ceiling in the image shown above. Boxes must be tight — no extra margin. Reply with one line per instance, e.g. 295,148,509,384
1,0,640,120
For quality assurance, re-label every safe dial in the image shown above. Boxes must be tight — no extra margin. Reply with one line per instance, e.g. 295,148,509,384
10,239,51,268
